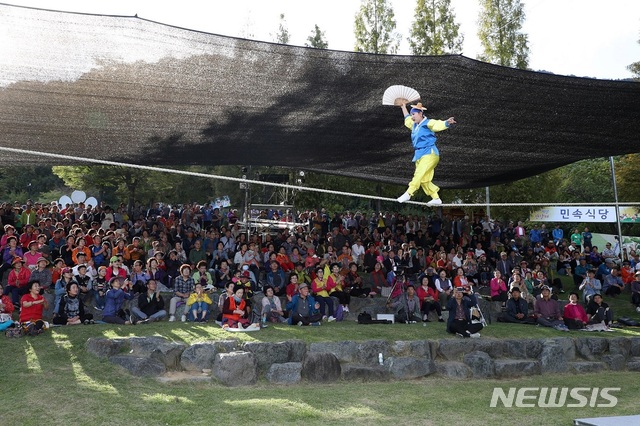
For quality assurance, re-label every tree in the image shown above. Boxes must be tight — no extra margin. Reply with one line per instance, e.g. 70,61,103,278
354,0,400,54
628,35,640,80
408,0,463,55
273,13,290,44
305,24,329,49
477,0,529,69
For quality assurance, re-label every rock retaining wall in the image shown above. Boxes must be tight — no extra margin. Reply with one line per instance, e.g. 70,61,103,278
86,335,640,386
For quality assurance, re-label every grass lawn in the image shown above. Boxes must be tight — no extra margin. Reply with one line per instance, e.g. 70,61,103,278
2,275,639,425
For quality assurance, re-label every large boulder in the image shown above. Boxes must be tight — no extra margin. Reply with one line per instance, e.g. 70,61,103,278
288,339,307,362
308,341,358,363
569,362,607,374
463,351,494,378
128,336,187,369
627,357,640,371
345,297,389,321
575,337,609,361
213,340,241,353
608,337,631,359
301,352,341,382
493,359,540,378
438,339,475,361
546,337,576,360
180,343,219,372
474,339,505,359
341,365,390,382
356,340,391,366
243,342,293,372
213,351,258,386
266,362,302,384
384,357,435,380
540,338,574,374
391,340,435,360
503,339,543,359
601,354,626,371
630,338,640,357
109,355,166,377
436,361,471,379
86,338,128,359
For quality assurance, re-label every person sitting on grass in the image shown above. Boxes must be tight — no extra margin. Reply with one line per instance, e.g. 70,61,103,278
131,279,166,323
53,282,94,325
0,294,16,331
222,286,258,330
286,283,322,326
563,292,589,330
416,276,444,322
261,285,287,327
19,280,48,335
498,287,535,324
186,282,212,322
328,263,350,314
54,267,76,313
586,293,613,327
5,256,31,307
311,267,335,321
169,264,195,322
446,286,483,338
390,283,422,323
102,277,135,325
345,262,373,298
534,286,567,331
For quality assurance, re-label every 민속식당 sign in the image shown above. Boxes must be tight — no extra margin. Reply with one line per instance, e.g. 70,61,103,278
530,207,621,223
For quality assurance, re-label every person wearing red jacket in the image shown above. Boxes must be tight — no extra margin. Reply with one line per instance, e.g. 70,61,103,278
416,276,444,322
4,257,31,306
563,292,589,329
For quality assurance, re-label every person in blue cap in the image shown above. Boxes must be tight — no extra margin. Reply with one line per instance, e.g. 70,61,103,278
396,101,456,205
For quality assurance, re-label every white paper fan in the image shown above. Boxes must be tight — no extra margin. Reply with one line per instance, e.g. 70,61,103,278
382,85,420,106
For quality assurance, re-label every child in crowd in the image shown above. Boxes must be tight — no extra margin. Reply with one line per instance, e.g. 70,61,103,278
94,266,109,310
186,283,212,322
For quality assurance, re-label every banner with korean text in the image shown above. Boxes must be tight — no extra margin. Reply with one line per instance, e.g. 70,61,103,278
529,207,617,222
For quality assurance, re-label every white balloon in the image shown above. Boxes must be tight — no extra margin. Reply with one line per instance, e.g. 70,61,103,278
85,197,98,208
58,195,73,206
71,190,87,203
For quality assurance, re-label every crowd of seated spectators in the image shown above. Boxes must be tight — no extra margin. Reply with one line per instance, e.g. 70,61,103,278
0,200,636,332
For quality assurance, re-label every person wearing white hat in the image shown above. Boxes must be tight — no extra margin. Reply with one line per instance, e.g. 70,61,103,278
396,101,456,205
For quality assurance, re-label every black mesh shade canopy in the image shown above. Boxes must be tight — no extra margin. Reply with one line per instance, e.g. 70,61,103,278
1,3,639,188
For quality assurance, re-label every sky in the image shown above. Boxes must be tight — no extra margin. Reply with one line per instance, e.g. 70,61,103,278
3,0,640,80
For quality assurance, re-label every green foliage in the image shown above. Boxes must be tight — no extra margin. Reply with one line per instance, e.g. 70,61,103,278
294,172,405,214
615,154,640,202
552,158,614,204
477,0,529,69
273,13,290,44
0,165,64,203
629,35,640,79
305,24,329,49
409,0,464,55
354,0,400,54
52,165,245,209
